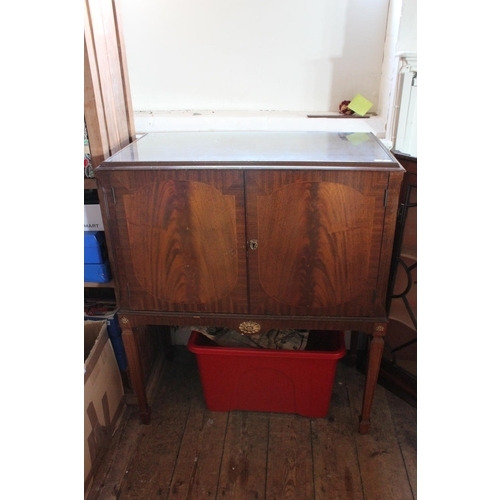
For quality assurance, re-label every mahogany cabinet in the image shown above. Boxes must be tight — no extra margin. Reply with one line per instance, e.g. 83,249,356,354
381,152,417,405
95,131,404,433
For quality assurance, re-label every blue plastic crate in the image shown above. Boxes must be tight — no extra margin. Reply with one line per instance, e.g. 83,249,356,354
84,231,107,264
84,262,111,283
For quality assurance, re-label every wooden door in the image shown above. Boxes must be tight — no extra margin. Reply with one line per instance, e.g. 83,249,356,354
100,169,248,314
245,170,390,317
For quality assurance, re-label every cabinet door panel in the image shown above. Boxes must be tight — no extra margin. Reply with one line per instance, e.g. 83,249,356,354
245,170,388,317
104,170,248,313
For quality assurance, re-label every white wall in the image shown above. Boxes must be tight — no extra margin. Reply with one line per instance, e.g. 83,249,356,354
397,0,417,53
119,0,390,114
378,0,403,136
377,0,416,147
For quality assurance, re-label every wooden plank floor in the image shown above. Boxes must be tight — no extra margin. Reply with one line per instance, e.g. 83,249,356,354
87,346,416,500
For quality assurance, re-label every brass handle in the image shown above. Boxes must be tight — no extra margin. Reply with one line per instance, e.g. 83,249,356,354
249,239,258,250
239,321,261,335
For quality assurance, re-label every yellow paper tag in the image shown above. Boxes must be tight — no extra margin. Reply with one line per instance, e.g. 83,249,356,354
347,94,373,116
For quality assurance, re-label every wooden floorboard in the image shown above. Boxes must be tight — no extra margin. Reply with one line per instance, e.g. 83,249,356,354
267,413,314,500
311,409,364,499
218,410,269,499
87,346,416,500
168,407,228,499
344,364,415,500
385,391,417,498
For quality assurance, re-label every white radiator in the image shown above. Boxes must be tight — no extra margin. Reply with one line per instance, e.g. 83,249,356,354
393,53,417,157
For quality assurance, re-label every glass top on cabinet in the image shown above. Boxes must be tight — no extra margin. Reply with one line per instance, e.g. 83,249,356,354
100,131,400,168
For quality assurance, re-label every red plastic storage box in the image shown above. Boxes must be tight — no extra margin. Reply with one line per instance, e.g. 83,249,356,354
187,329,346,418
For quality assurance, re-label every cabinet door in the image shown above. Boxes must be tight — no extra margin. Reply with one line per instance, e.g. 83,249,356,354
102,169,248,313
245,170,390,317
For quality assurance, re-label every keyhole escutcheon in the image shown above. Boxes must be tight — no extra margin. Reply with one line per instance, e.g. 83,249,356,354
249,239,258,250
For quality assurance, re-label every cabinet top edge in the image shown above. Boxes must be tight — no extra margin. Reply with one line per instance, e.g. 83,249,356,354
95,162,403,172
96,131,403,171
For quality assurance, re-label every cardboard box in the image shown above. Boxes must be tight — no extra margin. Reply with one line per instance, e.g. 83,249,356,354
84,320,125,497
84,300,128,370
84,204,104,231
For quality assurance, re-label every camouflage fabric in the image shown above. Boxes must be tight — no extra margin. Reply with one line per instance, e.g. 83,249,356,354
194,326,309,350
